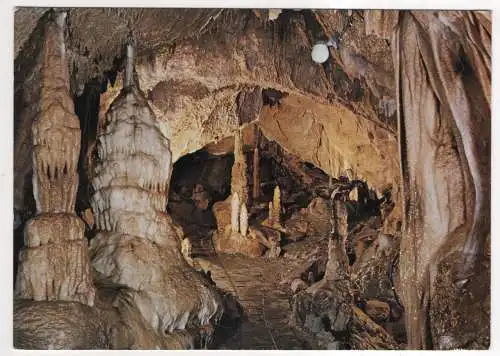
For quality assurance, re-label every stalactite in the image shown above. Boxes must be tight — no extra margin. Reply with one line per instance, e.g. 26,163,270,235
239,203,248,237
15,11,95,306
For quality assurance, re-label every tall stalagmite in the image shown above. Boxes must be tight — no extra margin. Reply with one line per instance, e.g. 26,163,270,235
252,126,260,200
271,185,281,225
231,192,240,233
231,129,248,207
89,40,221,334
15,11,95,306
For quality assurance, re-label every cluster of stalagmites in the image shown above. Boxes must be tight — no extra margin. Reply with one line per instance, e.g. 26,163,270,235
14,16,223,349
212,130,282,258
15,12,95,307
284,184,402,349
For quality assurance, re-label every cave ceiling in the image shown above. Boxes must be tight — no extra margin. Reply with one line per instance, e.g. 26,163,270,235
15,8,399,201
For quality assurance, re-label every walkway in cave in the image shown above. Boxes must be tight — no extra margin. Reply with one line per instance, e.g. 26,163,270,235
199,253,310,349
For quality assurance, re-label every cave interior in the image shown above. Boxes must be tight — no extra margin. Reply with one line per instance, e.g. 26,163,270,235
12,8,491,350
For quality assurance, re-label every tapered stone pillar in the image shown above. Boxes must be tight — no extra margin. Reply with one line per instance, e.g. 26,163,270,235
231,129,248,207
89,39,221,334
15,11,95,306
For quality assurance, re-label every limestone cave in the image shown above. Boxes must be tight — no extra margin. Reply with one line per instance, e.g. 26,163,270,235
12,8,491,350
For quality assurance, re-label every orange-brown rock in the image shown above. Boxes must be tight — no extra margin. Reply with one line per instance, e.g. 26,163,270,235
212,228,265,258
364,299,390,323
212,197,231,233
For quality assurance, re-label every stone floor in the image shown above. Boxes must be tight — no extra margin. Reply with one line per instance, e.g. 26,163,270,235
193,234,330,349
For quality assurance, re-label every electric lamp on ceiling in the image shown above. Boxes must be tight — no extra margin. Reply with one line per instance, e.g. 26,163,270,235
311,36,339,64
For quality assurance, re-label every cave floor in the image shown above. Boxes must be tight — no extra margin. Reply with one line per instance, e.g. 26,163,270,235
195,235,329,349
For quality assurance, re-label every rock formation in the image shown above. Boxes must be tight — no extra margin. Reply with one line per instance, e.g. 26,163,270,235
15,11,95,306
230,193,240,233
239,204,249,237
252,146,260,200
89,39,222,335
391,11,491,349
231,129,249,207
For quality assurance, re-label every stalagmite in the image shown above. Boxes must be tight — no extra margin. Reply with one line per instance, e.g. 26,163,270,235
252,126,260,200
252,147,260,200
239,203,248,237
231,193,240,233
271,185,281,225
325,190,350,280
89,38,222,335
15,11,95,306
268,201,274,224
181,238,194,267
231,129,248,207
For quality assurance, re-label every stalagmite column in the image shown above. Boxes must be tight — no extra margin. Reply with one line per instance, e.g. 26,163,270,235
231,129,249,207
252,127,260,200
15,11,95,306
391,11,491,349
89,38,221,334
231,192,240,233
239,203,248,237
252,147,260,200
325,190,350,280
270,185,281,225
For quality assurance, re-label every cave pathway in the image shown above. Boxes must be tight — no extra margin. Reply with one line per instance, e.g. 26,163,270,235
200,254,308,349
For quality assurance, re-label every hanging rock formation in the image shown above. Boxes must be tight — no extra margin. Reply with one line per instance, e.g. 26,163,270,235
391,11,491,349
15,11,96,306
89,41,222,335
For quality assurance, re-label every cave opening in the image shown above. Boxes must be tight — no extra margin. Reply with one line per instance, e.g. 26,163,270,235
167,148,234,255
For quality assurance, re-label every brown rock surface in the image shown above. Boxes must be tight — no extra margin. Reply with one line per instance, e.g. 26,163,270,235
364,299,390,323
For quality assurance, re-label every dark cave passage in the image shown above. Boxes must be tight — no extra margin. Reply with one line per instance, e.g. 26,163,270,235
165,131,405,349
167,149,233,255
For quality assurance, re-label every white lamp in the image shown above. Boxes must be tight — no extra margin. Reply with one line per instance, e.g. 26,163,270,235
311,37,339,64
311,43,330,64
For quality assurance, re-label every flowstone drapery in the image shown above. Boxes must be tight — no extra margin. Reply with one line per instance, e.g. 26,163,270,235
391,11,491,349
89,41,222,335
15,12,96,306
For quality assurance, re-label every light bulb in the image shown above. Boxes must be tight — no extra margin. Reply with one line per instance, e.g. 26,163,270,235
311,43,330,64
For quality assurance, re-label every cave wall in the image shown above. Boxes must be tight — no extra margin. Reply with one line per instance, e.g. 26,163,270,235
257,94,399,208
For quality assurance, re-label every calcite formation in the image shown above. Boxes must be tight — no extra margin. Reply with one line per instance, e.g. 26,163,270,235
230,193,240,233
89,42,222,335
263,185,283,230
271,185,281,225
213,192,263,257
252,147,260,199
15,11,95,306
231,129,249,207
392,11,491,348
239,204,249,237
